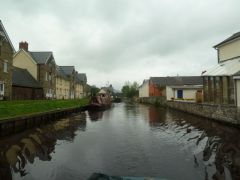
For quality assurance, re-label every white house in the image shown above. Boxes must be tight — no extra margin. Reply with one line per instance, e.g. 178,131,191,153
139,79,149,98
139,76,203,102
166,85,203,101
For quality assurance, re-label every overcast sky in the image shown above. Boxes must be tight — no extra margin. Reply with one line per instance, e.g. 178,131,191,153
1,0,240,89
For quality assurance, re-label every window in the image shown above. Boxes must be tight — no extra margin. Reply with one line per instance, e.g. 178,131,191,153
45,72,48,81
0,83,4,95
3,60,8,73
177,90,183,98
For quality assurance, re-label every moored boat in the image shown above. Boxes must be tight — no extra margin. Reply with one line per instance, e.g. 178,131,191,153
89,89,112,110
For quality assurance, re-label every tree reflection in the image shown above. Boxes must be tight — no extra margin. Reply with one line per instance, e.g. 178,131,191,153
0,112,87,180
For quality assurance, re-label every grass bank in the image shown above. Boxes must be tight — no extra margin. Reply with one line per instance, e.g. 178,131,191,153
0,98,89,120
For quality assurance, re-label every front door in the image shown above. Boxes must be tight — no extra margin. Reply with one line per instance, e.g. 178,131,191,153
177,90,183,99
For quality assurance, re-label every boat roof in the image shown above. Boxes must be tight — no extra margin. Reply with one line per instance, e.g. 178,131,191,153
98,89,108,94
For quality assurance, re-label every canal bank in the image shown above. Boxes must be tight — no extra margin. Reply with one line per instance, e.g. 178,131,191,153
0,99,89,135
138,97,240,126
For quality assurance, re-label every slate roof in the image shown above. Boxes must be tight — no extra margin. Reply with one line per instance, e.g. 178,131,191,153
28,51,52,64
150,76,203,86
76,73,87,83
56,66,67,79
214,32,240,48
60,66,75,76
202,57,240,76
0,20,15,52
12,67,42,88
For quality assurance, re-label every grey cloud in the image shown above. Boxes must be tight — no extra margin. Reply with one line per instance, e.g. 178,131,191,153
2,0,240,89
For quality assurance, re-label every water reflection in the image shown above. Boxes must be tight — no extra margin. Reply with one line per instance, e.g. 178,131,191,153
146,105,240,180
0,103,240,180
88,110,103,122
0,112,86,180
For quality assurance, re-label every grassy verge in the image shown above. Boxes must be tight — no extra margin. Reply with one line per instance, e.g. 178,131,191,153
0,98,89,120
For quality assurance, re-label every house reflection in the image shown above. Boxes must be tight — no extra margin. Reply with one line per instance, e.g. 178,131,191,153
0,112,87,180
147,106,167,127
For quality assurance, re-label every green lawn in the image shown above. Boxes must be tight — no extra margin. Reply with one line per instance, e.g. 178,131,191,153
0,98,89,120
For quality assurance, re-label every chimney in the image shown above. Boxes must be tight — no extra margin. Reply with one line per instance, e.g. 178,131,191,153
19,41,28,51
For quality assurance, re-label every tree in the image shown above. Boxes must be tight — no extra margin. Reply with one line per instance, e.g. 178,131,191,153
90,85,100,96
121,81,139,98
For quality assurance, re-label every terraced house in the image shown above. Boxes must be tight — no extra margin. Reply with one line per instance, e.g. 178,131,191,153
13,42,56,99
75,73,87,99
0,20,15,100
55,65,70,99
60,66,76,99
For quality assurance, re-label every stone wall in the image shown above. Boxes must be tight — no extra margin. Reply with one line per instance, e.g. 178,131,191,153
167,101,240,125
138,96,166,106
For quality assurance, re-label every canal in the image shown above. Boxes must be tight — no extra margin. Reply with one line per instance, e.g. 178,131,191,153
0,102,240,180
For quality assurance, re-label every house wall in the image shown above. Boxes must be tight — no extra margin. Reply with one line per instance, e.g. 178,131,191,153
218,38,240,62
12,86,43,100
174,89,198,100
236,80,240,107
13,51,38,80
75,83,84,99
149,81,163,97
203,76,235,105
38,63,56,99
0,39,13,100
139,80,149,97
166,86,174,100
56,76,70,99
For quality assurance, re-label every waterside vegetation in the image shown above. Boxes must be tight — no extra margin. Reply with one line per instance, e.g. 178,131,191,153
121,81,139,99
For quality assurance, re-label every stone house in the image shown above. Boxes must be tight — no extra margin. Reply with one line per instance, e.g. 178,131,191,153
0,20,15,100
202,32,240,106
139,76,203,101
55,65,70,99
60,66,76,99
75,73,87,99
12,67,43,100
13,42,56,99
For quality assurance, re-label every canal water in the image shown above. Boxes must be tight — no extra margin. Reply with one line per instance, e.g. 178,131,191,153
0,102,240,180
